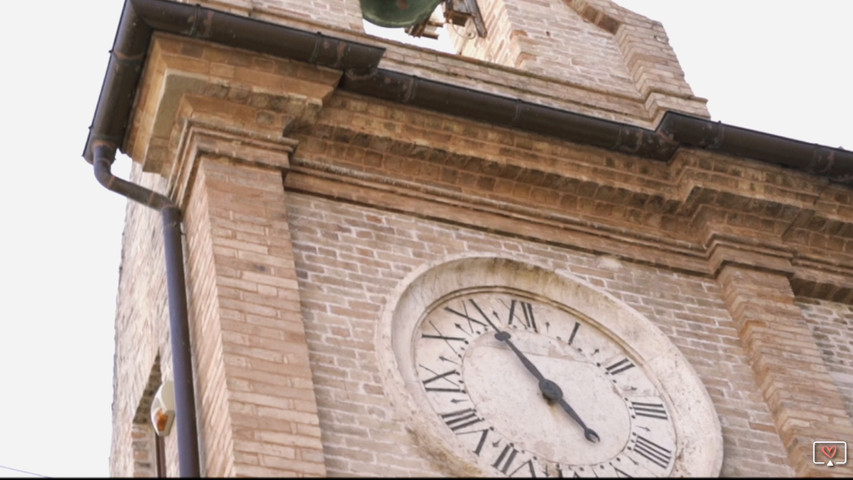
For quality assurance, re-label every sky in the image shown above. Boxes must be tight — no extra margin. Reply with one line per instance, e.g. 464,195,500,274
0,0,850,477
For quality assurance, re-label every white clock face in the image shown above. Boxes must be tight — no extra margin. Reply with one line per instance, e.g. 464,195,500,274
414,289,677,477
380,256,722,477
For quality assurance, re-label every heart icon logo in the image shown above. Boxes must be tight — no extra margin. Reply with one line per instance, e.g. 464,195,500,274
822,445,837,459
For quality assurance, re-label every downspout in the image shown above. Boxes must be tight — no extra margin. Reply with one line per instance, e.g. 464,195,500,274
658,111,853,181
84,1,386,476
92,142,201,477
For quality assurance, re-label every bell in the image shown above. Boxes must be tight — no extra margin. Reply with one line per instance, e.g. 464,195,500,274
360,0,444,28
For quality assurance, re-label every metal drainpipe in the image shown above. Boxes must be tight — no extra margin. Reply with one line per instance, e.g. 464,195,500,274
92,142,201,477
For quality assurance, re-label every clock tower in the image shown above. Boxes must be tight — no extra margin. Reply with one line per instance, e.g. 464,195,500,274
86,0,853,477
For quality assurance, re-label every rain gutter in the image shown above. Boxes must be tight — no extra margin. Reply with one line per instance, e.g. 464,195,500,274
84,1,853,175
658,112,852,181
338,71,853,181
83,0,853,476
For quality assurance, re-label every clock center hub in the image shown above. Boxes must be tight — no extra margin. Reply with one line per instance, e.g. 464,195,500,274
539,379,563,402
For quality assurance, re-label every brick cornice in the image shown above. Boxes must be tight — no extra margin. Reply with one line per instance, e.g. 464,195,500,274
125,33,339,176
169,109,297,210
292,95,853,293
705,233,795,278
789,257,853,303
286,156,709,271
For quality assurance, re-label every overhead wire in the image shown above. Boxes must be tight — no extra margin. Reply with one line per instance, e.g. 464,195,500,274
0,463,50,478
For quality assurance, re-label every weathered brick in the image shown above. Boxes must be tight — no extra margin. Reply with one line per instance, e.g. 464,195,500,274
109,1,852,478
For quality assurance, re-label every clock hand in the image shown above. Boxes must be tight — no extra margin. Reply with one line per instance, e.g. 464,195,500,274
495,331,547,383
556,397,601,443
494,330,600,443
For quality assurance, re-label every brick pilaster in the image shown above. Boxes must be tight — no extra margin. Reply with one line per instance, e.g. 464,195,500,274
180,124,325,476
716,265,853,476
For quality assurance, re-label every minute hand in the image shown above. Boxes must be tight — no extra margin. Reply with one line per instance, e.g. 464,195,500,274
494,330,600,443
495,330,547,383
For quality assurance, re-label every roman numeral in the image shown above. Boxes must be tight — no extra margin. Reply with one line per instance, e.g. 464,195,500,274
421,320,470,356
459,427,491,456
421,332,468,343
567,321,580,345
440,408,483,432
421,330,468,355
509,458,538,477
444,300,489,331
492,444,520,474
420,368,463,393
556,465,581,478
631,435,672,469
613,466,633,477
630,401,668,420
605,358,635,375
506,299,538,332
460,431,541,477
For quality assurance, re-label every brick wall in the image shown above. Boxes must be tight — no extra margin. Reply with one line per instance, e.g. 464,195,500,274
284,192,794,477
798,299,853,420
105,0,853,477
446,0,705,124
458,0,638,93
111,141,851,476
131,423,157,477
109,84,853,478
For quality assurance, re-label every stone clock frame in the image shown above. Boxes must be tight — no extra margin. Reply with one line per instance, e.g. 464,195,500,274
377,254,724,477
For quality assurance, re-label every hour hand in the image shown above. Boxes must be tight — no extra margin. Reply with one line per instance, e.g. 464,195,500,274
557,397,600,443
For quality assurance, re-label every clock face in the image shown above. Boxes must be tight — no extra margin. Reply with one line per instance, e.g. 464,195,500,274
414,289,677,477
380,256,722,478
